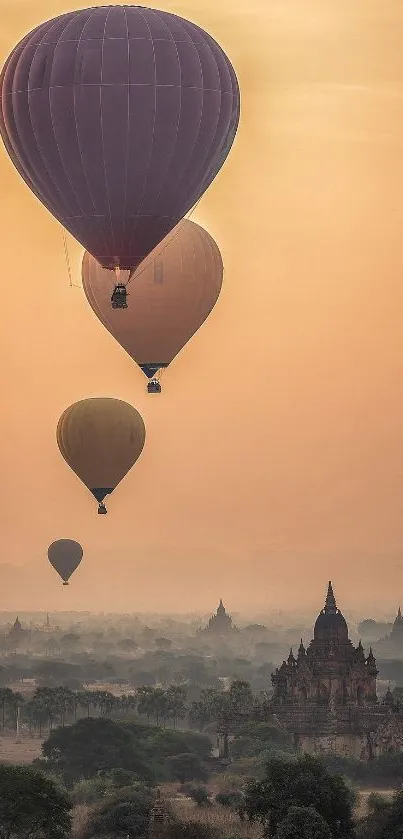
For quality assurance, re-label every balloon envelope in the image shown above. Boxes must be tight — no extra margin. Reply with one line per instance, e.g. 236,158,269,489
82,220,223,379
0,6,240,271
48,539,83,584
56,398,146,509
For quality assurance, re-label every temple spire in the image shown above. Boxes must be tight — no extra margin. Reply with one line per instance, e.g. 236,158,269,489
217,599,225,615
298,638,306,658
324,581,337,614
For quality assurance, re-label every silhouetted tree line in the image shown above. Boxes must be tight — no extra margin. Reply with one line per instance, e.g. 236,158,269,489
0,679,274,737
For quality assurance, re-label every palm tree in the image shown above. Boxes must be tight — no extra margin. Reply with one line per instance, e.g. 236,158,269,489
76,690,95,718
0,688,13,731
137,686,156,724
97,690,116,718
27,695,49,736
54,687,75,727
151,688,170,727
166,685,187,729
9,691,24,733
32,687,58,732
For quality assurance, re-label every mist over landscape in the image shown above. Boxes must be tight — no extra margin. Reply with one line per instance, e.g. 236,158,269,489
2,0,403,837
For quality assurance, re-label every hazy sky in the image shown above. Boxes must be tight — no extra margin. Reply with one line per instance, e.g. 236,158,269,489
2,0,403,615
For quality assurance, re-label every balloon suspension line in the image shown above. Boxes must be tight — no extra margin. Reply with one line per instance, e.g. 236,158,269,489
62,197,203,291
125,198,203,287
62,229,81,289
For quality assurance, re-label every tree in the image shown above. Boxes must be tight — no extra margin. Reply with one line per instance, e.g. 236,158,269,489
0,764,71,839
9,691,24,732
137,686,157,724
357,790,403,839
166,685,187,728
228,680,254,716
216,792,244,810
95,689,117,717
187,786,210,807
76,690,97,718
243,754,356,838
53,687,75,727
275,806,333,839
0,688,13,730
166,753,208,785
151,688,170,727
231,721,293,760
86,785,153,838
41,718,151,784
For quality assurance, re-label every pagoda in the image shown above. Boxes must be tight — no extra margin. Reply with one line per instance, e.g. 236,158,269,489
202,600,238,634
271,582,403,760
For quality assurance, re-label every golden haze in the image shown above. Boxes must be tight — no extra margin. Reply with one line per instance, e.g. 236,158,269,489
1,0,403,615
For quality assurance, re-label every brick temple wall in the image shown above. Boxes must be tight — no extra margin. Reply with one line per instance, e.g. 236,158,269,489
271,703,403,759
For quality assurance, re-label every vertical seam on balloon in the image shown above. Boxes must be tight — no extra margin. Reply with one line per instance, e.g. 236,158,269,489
0,28,57,214
156,20,205,217
143,9,183,215
126,8,158,256
201,44,227,183
72,9,109,259
181,31,223,210
72,9,106,253
196,45,239,201
99,7,117,262
12,22,67,220
121,5,131,257
25,30,78,221
47,19,90,221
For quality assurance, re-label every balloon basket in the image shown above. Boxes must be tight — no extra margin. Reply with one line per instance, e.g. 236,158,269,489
147,380,162,394
62,582,69,586
98,504,107,515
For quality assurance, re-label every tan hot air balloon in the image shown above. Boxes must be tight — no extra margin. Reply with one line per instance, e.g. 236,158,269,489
82,220,223,394
56,398,146,513
48,539,83,586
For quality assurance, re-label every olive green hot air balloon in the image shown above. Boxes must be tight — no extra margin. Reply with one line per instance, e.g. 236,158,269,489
56,398,146,513
48,539,83,586
82,220,223,394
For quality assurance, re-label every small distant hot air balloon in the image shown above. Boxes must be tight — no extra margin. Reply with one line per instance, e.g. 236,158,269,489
82,220,223,393
48,539,83,586
56,398,145,513
0,6,240,274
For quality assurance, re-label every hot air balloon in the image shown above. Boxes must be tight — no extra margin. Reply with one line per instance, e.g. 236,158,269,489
0,6,240,277
57,398,145,513
82,220,223,393
48,539,83,586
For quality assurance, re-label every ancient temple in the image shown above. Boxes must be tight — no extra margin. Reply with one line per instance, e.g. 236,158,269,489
368,606,403,656
201,600,238,634
384,607,403,644
271,582,403,759
148,789,166,838
8,617,24,638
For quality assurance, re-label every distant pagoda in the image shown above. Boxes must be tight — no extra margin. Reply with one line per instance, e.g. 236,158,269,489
390,607,403,640
8,617,23,637
200,599,238,635
376,606,403,651
43,613,52,632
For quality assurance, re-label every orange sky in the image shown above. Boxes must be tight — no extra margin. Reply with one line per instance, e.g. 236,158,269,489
1,0,403,616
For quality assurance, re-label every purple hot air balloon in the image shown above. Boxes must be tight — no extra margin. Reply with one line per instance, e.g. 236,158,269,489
0,6,240,271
